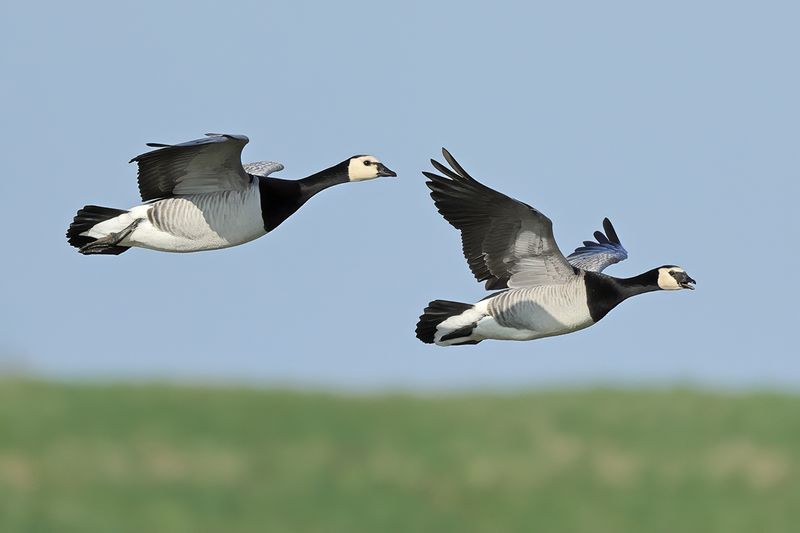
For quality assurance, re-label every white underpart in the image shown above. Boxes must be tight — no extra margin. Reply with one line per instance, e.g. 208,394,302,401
81,180,267,252
434,277,595,346
657,267,684,290
347,156,381,181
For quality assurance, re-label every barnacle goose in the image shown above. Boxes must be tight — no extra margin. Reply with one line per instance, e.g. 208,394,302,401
67,134,396,254
415,148,695,346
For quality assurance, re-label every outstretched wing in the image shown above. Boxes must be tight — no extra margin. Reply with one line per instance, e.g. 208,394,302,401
567,217,628,272
243,161,284,177
131,133,251,201
424,148,575,290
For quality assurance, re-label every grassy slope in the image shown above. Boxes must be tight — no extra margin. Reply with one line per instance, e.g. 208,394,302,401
0,380,798,533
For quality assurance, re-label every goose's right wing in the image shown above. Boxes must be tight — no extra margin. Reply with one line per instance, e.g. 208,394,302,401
567,218,628,272
244,161,284,177
424,148,575,290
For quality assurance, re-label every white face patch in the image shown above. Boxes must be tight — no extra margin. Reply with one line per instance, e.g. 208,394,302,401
657,267,684,290
347,156,381,182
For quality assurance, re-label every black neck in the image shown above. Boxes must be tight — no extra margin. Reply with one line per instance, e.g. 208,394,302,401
584,269,662,322
297,161,349,201
257,161,350,232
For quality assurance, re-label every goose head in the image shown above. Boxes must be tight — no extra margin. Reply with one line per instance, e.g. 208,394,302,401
346,155,397,182
656,265,696,290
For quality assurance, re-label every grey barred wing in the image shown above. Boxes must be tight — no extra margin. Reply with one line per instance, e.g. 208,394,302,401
424,148,575,290
131,133,251,201
243,161,284,177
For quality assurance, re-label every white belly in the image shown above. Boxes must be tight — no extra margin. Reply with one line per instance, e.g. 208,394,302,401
472,313,593,342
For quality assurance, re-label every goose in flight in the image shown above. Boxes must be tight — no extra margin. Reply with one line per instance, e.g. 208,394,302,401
67,133,396,254
415,149,695,346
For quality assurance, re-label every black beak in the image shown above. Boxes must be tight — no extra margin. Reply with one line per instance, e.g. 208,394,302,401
377,164,397,177
680,275,696,290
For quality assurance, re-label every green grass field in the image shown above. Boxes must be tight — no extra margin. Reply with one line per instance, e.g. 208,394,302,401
1,380,798,533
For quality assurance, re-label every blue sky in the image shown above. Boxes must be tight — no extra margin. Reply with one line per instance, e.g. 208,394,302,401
1,1,798,390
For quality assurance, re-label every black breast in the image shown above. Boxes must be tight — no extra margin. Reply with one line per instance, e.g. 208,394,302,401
583,272,624,323
258,177,304,232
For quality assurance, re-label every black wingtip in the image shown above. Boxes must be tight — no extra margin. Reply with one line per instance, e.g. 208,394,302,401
430,158,465,182
440,148,476,183
130,142,170,163
593,231,610,244
441,148,458,172
602,217,622,245
422,171,443,181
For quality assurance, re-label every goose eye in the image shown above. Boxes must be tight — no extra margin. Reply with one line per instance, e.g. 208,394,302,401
363,160,371,166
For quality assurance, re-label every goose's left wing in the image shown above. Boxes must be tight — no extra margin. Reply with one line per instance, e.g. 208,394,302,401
424,148,576,290
567,218,628,272
131,133,251,201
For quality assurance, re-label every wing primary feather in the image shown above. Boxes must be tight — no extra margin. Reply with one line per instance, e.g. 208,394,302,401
423,171,449,185
594,231,610,244
441,148,477,182
430,159,467,182
423,172,470,192
603,217,621,244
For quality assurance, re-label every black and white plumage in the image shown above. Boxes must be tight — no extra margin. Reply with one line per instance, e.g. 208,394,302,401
67,134,396,254
416,148,695,346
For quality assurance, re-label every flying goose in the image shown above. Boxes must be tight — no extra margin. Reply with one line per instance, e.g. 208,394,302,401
415,149,695,346
67,133,396,254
